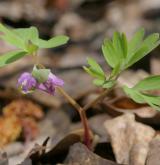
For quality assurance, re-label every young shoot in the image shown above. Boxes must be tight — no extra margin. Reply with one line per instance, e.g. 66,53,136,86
0,24,160,149
84,28,160,111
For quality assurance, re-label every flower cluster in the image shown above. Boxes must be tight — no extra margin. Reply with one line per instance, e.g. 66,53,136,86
17,72,64,95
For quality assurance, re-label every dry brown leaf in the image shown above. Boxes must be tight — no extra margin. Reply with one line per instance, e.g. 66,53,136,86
0,99,44,144
3,99,44,120
0,115,22,147
102,95,160,126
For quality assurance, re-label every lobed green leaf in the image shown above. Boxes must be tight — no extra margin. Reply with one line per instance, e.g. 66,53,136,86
13,26,39,43
123,85,160,111
126,33,160,68
128,28,144,56
113,32,128,59
123,86,145,103
102,39,119,68
0,24,26,50
86,57,105,79
32,35,69,49
83,66,101,79
133,75,160,91
113,32,124,58
93,79,105,86
103,80,116,89
121,33,128,58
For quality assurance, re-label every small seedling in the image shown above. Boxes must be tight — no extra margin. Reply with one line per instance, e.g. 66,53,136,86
0,24,160,149
84,28,160,110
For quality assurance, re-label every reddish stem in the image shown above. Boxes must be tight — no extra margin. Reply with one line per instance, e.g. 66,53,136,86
79,110,91,149
57,87,91,148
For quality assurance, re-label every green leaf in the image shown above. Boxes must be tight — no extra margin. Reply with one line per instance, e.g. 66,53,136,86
27,43,38,54
0,50,28,67
142,93,160,105
83,66,99,78
128,28,144,56
113,32,124,58
32,35,69,48
87,57,105,79
113,32,128,58
123,85,160,111
123,86,145,103
32,66,50,83
147,102,160,111
102,39,120,68
14,27,39,53
13,26,39,42
103,80,116,89
121,33,128,58
93,79,105,86
126,33,160,68
141,93,160,111
0,23,26,50
110,62,121,79
143,33,159,46
133,75,160,91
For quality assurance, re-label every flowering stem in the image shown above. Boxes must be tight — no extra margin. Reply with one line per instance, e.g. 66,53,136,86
57,87,82,114
57,87,91,148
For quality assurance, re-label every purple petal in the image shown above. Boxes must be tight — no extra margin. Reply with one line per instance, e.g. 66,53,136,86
48,73,64,86
18,72,31,85
38,83,55,95
17,72,37,93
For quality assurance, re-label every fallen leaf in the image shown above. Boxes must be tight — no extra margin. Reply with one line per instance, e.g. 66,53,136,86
3,99,44,120
102,96,160,126
0,115,22,147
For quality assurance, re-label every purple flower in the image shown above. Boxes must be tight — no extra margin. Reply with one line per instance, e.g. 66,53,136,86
38,73,64,95
18,71,64,95
17,72,37,93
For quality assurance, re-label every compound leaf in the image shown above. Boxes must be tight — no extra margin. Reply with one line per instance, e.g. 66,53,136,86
126,33,159,68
